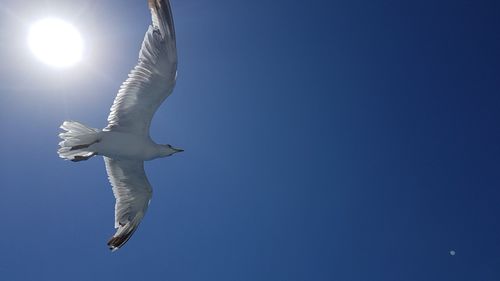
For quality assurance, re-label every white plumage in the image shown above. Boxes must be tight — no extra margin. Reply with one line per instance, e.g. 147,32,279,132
57,0,182,251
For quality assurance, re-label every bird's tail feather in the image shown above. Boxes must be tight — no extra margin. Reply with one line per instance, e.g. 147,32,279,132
58,121,101,162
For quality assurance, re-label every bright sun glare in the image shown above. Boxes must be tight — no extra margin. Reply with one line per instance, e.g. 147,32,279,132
28,18,83,68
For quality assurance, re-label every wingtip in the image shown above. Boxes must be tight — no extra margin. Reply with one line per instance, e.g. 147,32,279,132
106,217,143,251
107,233,131,252
108,245,120,252
147,0,175,41
107,234,123,252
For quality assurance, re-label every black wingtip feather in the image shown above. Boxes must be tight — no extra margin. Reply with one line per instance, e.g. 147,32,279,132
107,228,137,252
147,0,176,41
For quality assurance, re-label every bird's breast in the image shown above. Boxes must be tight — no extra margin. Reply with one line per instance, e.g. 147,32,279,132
93,131,158,160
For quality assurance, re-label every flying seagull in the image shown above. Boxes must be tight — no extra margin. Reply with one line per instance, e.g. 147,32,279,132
57,0,181,251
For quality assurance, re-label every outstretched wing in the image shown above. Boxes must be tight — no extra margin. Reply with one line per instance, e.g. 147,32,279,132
104,157,153,251
105,0,177,136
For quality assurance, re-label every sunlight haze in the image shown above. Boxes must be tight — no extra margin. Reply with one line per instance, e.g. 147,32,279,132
28,18,83,68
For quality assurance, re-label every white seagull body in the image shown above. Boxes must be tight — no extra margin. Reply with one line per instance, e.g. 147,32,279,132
57,0,181,251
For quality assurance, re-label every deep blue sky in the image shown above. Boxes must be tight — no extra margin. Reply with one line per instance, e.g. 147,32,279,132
0,0,499,280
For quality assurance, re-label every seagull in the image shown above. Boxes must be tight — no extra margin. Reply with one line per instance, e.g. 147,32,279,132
57,0,181,251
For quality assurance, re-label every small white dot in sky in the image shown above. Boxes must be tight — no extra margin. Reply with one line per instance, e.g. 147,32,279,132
449,250,456,256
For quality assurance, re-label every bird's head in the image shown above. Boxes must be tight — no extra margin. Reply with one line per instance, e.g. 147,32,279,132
159,144,184,157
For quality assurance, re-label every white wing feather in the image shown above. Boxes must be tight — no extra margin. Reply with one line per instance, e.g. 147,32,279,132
103,0,176,251
104,157,152,251
105,0,177,136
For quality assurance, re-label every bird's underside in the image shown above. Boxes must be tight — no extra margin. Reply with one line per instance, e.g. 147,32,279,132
57,0,178,251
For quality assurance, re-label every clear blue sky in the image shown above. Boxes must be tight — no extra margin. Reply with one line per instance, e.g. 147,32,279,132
0,0,499,280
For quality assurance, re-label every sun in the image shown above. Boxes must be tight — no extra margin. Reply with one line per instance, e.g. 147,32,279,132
28,18,84,68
